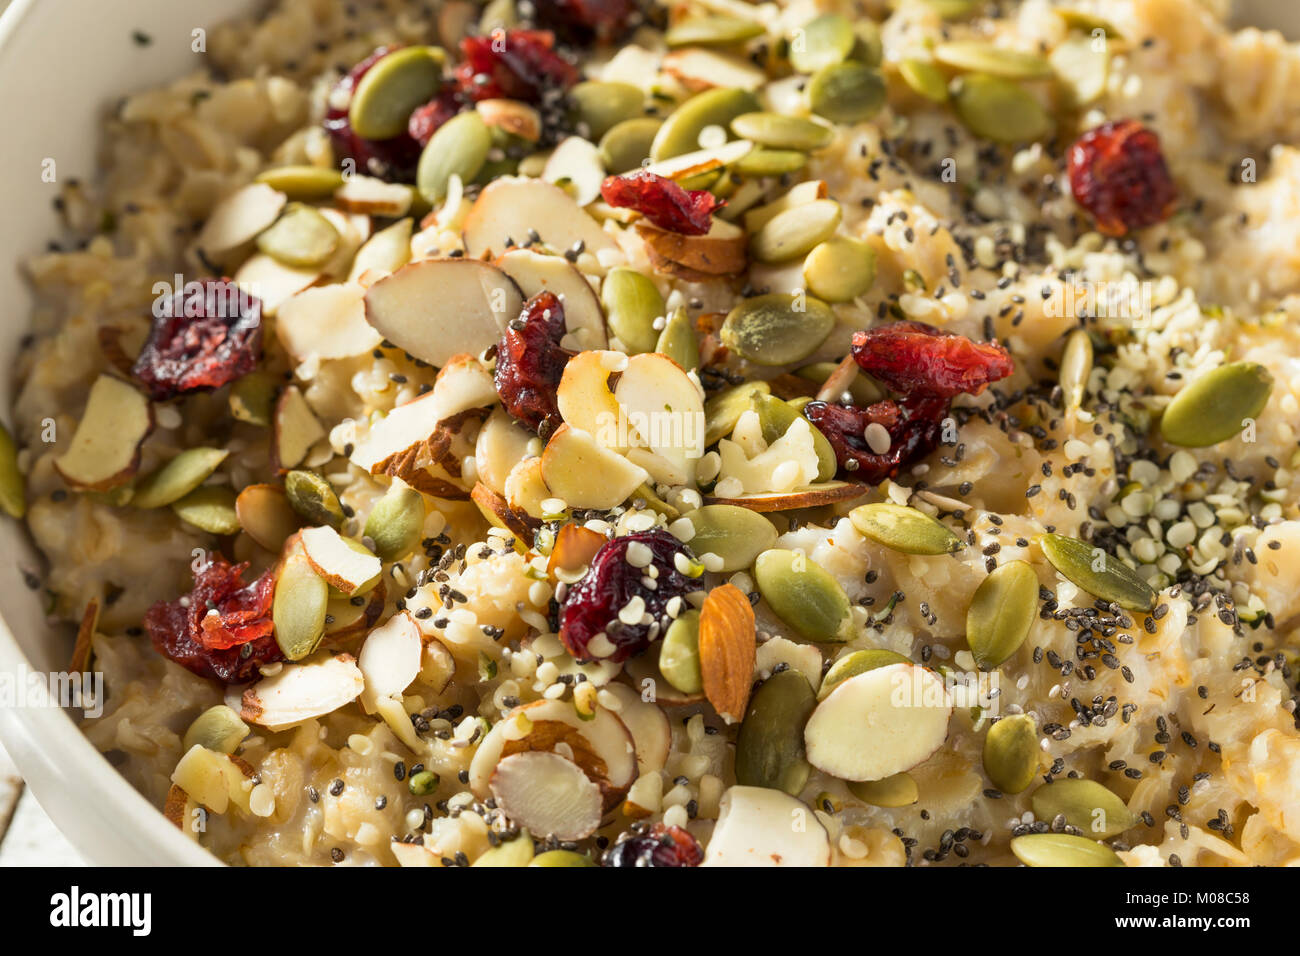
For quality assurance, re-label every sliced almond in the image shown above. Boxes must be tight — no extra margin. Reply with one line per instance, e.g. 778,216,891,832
364,258,524,368
803,662,952,782
69,598,99,673
347,217,414,285
599,682,671,775
233,252,321,317
462,176,619,262
322,580,387,646
540,424,649,511
662,48,766,92
496,248,608,351
705,481,868,512
472,481,540,538
542,136,606,207
468,698,637,808
333,175,413,217
503,456,551,520
556,350,626,451
272,385,326,472
475,98,542,142
419,635,456,693
698,582,756,723
546,522,607,581
702,786,830,867
641,139,754,181
300,525,382,595
357,610,423,713
235,483,301,552
474,408,537,496
163,785,200,839
194,183,286,259
613,352,705,485
170,744,253,816
276,282,383,361
638,217,748,278
755,636,823,692
239,652,364,732
490,751,603,841
53,375,153,490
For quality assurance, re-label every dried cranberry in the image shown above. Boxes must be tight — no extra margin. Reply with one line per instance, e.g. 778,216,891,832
407,89,462,147
324,46,424,181
560,530,697,663
145,557,281,684
600,171,724,236
804,395,948,484
603,822,703,867
454,29,578,104
532,0,640,45
494,291,572,438
850,321,1013,400
132,279,263,401
1067,119,1177,237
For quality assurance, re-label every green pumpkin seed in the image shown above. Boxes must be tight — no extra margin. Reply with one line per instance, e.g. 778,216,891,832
363,482,425,562
982,714,1039,794
349,46,445,140
809,62,887,124
1011,832,1124,867
819,648,910,700
751,393,836,482
789,13,855,73
529,849,596,866
254,165,345,201
680,505,778,573
1159,361,1272,448
899,58,950,103
569,81,645,141
666,15,764,48
923,0,982,18
473,830,535,866
1051,33,1109,108
230,372,278,427
651,87,759,161
754,548,852,643
803,235,876,303
133,448,229,510
731,112,833,151
796,362,881,405
172,486,241,535
602,267,664,354
735,669,816,795
417,110,491,203
656,307,699,371
1031,779,1136,838
848,772,918,807
952,73,1052,143
721,293,836,366
966,560,1038,670
849,502,961,556
750,199,842,264
0,423,25,519
1058,328,1094,411
599,117,662,173
704,381,771,445
849,20,884,68
284,469,346,529
720,294,837,366
183,704,249,754
934,41,1053,79
256,203,340,269
273,551,329,660
1039,533,1156,611
733,148,808,178
659,610,703,694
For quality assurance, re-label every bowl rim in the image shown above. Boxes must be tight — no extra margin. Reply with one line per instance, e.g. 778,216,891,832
0,0,217,867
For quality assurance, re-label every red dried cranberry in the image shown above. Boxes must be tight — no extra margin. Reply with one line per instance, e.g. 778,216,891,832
804,395,948,484
850,321,1013,400
324,46,424,181
145,557,281,684
407,89,462,146
603,822,703,867
600,171,724,236
494,291,572,438
1067,119,1177,237
454,29,578,104
560,530,697,663
132,279,263,401
532,0,640,45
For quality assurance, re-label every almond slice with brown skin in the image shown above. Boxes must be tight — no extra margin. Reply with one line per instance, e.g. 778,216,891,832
462,176,619,263
489,751,603,841
547,522,607,581
239,652,364,732
698,582,757,723
53,375,153,491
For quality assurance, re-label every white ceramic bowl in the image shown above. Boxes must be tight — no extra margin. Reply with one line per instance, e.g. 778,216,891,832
0,0,1293,867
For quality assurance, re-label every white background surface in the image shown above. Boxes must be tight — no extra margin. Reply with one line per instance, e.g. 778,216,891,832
0,739,84,866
